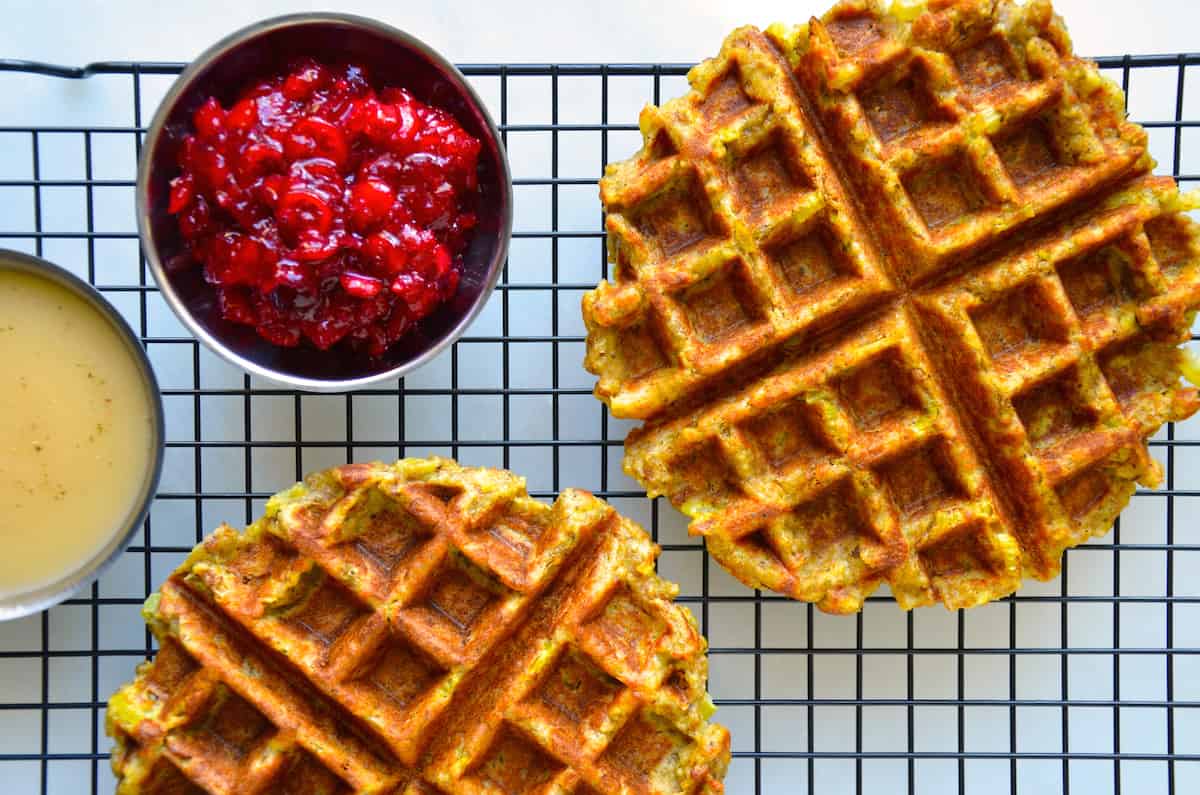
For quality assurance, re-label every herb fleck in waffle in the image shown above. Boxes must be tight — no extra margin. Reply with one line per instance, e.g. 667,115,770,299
583,0,1200,612
106,459,729,794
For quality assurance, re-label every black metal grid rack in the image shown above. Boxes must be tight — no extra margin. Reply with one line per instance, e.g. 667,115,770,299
0,53,1198,795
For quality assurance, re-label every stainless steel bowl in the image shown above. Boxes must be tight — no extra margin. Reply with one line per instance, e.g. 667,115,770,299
0,249,165,621
137,13,512,391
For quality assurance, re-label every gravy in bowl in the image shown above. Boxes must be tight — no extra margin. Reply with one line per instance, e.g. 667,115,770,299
0,269,157,599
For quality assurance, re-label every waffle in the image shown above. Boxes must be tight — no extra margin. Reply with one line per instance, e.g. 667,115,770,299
106,459,730,794
583,0,1200,612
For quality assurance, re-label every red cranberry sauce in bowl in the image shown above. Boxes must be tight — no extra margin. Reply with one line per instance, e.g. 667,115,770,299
170,58,482,356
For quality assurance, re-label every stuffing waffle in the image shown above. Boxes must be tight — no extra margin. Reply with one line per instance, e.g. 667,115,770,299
583,0,1200,612
106,459,730,794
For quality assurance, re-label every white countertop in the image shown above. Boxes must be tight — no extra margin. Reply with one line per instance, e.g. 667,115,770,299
1,0,1197,65
1,2,1198,794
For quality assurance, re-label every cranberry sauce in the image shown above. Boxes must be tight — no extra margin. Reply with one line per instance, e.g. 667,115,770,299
169,59,481,354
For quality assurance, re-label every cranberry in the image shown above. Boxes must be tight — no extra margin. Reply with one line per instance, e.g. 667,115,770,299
431,242,452,278
348,179,395,231
168,58,479,354
285,116,349,167
390,272,441,318
167,175,194,214
255,173,287,208
193,97,226,141
177,195,212,239
340,271,384,298
235,140,285,182
282,60,330,101
227,98,259,133
293,229,340,262
361,98,399,142
217,287,256,325
276,188,334,236
302,296,357,349
357,153,406,185
205,232,276,291
191,145,231,193
364,229,408,275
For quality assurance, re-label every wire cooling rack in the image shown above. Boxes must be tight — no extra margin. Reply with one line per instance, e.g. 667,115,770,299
0,53,1198,795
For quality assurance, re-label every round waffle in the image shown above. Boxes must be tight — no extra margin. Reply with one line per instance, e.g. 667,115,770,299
583,0,1200,612
106,458,730,794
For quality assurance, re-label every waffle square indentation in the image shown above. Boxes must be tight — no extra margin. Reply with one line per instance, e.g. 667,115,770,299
741,398,835,471
352,634,447,710
423,565,497,637
531,648,623,739
143,758,205,793
699,65,756,124
994,118,1065,188
578,586,669,682
765,219,858,299
1012,366,1100,453
349,501,433,582
144,638,200,700
917,522,1004,586
276,750,350,794
1054,464,1122,525
284,574,371,649
613,319,672,382
876,439,967,522
826,13,886,56
953,34,1019,94
763,479,872,572
901,151,994,232
666,439,741,512
969,280,1071,370
731,131,812,221
860,67,953,145
468,506,554,588
167,686,273,775
835,349,924,432
598,712,693,792
631,170,720,258
648,128,677,160
220,534,298,597
677,258,765,344
1056,244,1138,325
199,688,273,757
1098,336,1176,411
1145,214,1193,278
394,553,516,667
474,725,565,794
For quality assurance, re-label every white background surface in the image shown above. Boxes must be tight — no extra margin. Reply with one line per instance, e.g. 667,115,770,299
1,2,1199,794
0,0,1199,65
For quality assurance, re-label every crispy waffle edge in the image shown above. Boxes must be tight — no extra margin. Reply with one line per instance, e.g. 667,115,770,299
105,458,730,795
583,0,1200,612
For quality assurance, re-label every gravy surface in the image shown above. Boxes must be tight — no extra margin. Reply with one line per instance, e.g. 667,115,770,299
0,270,155,598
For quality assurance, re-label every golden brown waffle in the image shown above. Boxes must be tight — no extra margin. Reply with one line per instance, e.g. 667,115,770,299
583,0,1200,612
106,459,730,794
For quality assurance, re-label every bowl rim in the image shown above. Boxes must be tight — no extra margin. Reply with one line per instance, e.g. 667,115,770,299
0,248,166,622
136,11,513,392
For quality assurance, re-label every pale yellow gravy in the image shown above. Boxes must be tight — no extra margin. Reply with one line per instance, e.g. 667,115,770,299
0,270,155,599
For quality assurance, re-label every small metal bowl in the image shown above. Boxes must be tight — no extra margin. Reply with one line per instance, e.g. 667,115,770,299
137,13,512,391
0,249,165,621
